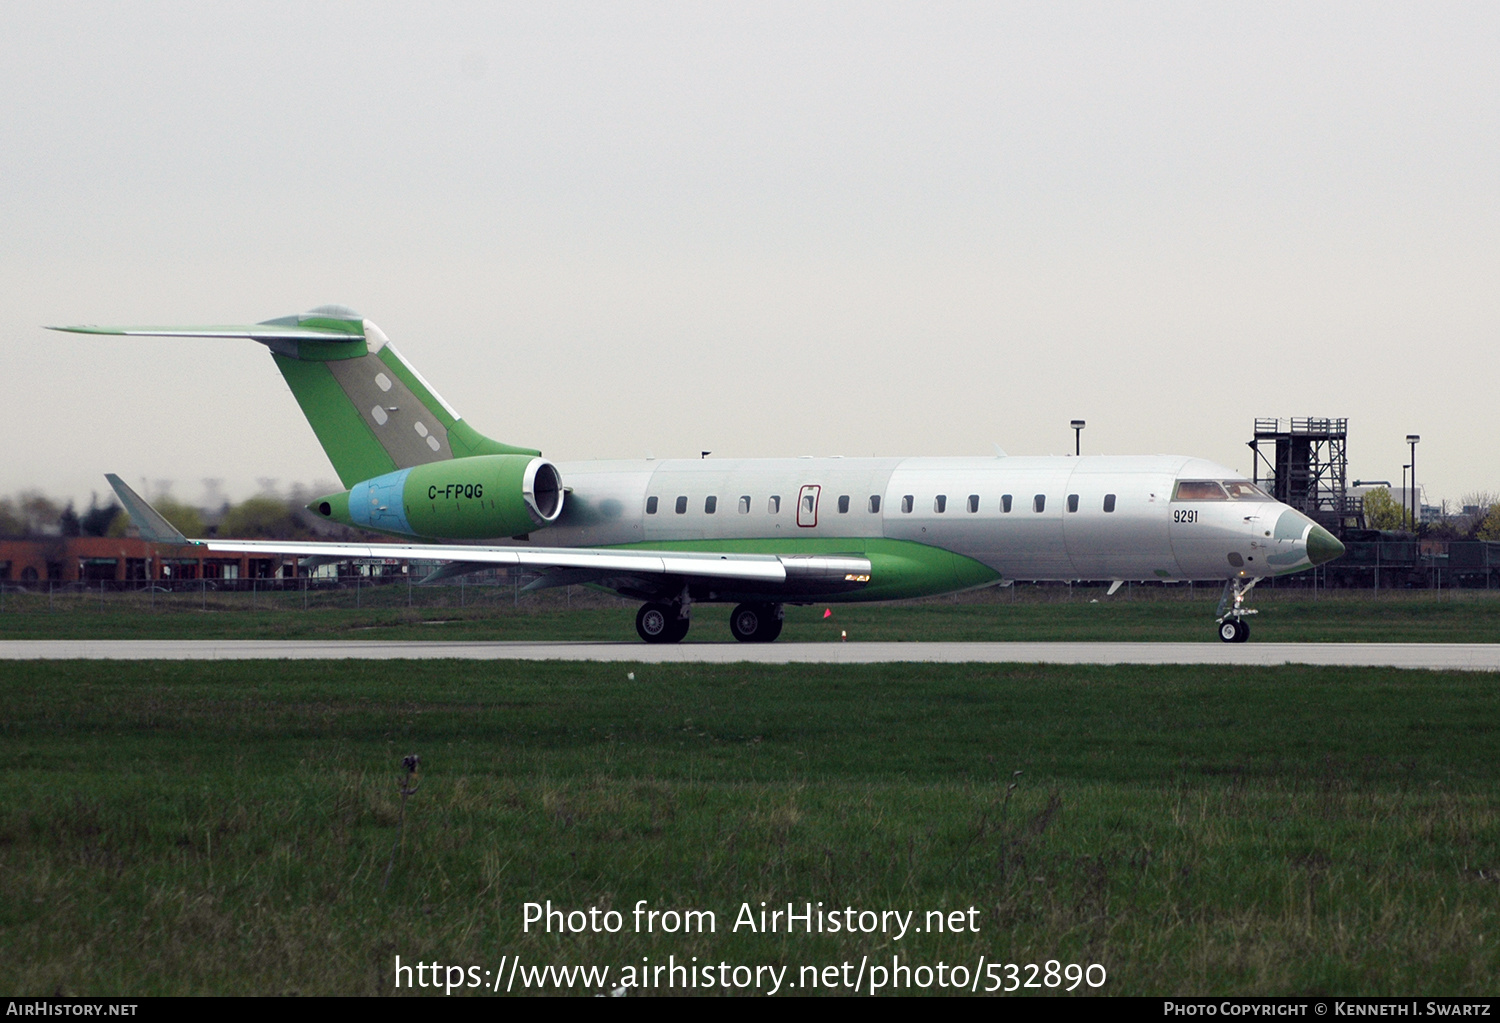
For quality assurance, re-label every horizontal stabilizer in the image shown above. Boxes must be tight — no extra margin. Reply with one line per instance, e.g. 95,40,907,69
104,474,191,544
48,323,362,342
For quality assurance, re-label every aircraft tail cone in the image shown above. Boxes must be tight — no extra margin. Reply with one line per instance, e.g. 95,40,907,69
309,490,352,527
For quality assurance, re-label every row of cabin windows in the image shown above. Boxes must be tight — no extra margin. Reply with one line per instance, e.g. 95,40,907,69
645,493,1119,515
647,494,884,515
900,493,1118,514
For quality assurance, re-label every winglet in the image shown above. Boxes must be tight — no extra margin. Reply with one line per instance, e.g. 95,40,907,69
104,474,191,544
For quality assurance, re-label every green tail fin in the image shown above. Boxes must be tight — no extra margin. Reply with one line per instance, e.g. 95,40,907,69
53,305,539,488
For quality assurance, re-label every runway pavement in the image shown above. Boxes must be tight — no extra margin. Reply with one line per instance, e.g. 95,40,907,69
3,639,1500,670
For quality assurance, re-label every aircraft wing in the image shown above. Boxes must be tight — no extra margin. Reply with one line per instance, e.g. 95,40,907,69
202,537,804,585
105,473,868,593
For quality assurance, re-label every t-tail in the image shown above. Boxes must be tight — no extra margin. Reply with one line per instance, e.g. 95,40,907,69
50,305,538,488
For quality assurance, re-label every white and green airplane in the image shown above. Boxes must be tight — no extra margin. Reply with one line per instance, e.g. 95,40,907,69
56,305,1344,644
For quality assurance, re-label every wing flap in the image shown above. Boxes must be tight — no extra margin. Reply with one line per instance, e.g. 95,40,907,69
201,538,793,584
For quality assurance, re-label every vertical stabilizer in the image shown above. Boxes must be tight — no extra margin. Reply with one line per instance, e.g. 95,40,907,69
52,305,540,488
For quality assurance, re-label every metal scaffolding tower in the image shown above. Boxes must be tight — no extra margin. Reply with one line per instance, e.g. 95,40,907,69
1250,417,1362,534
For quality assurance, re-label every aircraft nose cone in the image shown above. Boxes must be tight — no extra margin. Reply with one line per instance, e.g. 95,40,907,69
1306,524,1345,565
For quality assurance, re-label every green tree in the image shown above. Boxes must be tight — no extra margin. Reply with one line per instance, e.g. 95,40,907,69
80,499,121,537
1362,487,1409,531
148,497,205,539
59,502,81,537
217,496,309,539
17,491,61,534
1477,505,1500,542
0,498,25,536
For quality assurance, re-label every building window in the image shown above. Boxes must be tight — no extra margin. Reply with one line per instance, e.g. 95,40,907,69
675,496,688,514
967,494,979,513
1033,494,1046,513
738,496,751,514
837,495,850,514
1001,494,1013,513
768,495,781,514
901,495,914,513
705,496,717,514
869,495,881,513
1103,494,1116,513
646,496,658,515
934,495,947,513
1067,494,1079,513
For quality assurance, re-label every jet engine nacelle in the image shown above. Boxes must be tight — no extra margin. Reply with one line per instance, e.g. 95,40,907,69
316,455,565,539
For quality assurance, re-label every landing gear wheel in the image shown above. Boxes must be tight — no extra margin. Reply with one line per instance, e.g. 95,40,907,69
637,602,689,644
730,603,783,643
1218,619,1250,643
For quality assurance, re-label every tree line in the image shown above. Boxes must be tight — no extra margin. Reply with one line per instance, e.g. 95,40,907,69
1362,488,1500,540
0,489,367,541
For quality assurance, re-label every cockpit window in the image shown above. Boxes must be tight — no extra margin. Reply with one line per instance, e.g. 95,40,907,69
1173,480,1275,502
1221,481,1273,501
1173,480,1228,501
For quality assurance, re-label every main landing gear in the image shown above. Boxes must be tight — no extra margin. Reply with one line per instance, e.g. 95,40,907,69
636,601,691,644
1215,577,1258,643
729,602,783,643
634,600,786,643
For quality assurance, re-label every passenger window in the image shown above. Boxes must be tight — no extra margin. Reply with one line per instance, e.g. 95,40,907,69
901,495,914,514
934,495,947,513
1067,494,1079,513
1103,494,1116,513
1001,494,1013,513
868,495,881,513
675,496,688,514
705,496,717,514
837,495,850,514
646,496,658,515
769,496,781,514
967,494,979,513
1033,494,1046,513
738,495,751,514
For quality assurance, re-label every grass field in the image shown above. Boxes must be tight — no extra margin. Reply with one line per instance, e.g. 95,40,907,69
3,584,1500,643
3,658,1498,995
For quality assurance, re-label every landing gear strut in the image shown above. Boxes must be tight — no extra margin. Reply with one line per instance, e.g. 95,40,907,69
729,602,783,643
1215,578,1258,643
636,601,690,643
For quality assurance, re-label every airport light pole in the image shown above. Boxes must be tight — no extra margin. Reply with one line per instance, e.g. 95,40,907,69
1071,420,1085,457
1402,465,1410,531
1406,435,1420,533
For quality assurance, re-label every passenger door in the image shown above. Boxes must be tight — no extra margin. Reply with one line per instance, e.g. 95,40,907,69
797,485,821,528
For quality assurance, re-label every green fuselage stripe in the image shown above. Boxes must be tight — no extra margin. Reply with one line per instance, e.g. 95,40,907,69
602,537,1000,602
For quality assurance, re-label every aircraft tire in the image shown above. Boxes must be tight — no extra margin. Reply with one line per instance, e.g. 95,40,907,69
637,602,686,644
730,602,779,643
1235,619,1251,643
1218,620,1239,643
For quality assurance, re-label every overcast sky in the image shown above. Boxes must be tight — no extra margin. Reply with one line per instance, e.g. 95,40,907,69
3,2,1495,510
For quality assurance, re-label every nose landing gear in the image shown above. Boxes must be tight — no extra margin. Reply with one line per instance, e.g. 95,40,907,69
1215,577,1258,643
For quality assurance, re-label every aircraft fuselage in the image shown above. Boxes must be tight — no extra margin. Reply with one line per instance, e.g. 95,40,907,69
538,453,1331,601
